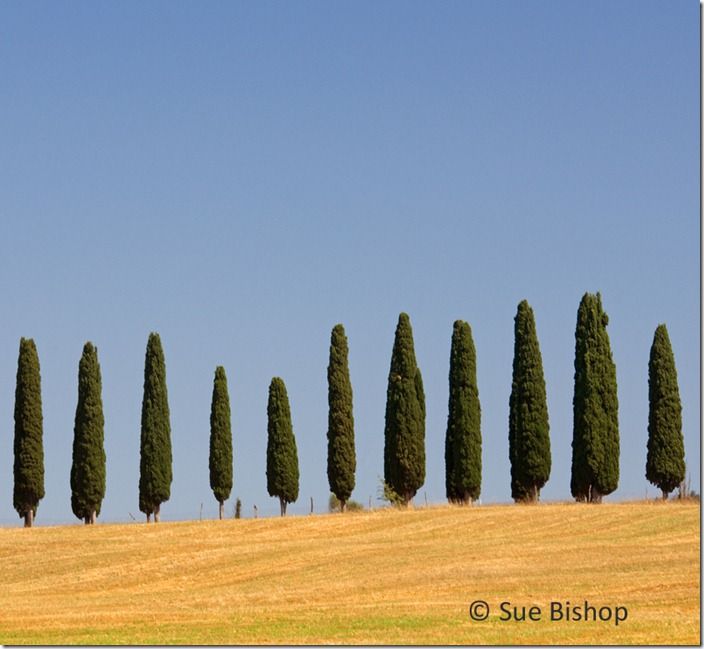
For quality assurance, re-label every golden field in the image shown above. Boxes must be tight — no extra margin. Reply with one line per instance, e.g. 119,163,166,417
0,500,698,645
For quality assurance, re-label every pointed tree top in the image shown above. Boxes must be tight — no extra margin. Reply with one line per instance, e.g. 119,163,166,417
654,323,670,342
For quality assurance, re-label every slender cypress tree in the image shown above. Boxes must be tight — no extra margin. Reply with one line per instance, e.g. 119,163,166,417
445,320,481,504
13,338,45,527
210,366,233,520
384,312,426,506
327,324,356,512
646,324,685,499
70,342,106,524
508,301,551,503
570,292,619,503
139,332,172,522
266,377,299,516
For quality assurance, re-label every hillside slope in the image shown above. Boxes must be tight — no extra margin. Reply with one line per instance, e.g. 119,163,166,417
0,501,698,644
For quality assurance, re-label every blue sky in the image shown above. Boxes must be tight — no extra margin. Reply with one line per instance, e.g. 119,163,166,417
0,1,698,524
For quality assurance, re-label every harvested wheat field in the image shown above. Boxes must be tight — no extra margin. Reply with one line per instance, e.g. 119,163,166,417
0,501,698,645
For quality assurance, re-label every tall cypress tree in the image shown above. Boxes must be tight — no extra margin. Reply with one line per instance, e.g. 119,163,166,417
327,324,356,512
70,342,106,524
139,332,172,522
384,312,425,506
445,320,481,504
508,301,551,503
13,338,45,528
210,366,233,520
570,292,619,503
646,324,685,499
266,377,299,516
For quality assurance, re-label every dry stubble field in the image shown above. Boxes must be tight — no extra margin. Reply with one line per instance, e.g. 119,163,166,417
0,501,698,645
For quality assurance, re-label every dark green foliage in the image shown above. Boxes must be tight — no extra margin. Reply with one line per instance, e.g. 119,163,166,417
570,293,619,502
445,320,482,504
13,338,45,526
384,313,426,505
235,498,242,519
415,366,426,430
70,342,106,524
508,302,551,503
646,324,685,498
209,366,233,516
139,332,172,521
327,324,356,511
266,377,299,516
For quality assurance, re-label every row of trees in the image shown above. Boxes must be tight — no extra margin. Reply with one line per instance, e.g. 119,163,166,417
11,292,686,526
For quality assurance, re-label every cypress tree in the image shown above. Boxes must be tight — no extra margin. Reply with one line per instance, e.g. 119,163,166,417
210,366,233,520
266,377,299,516
327,324,356,512
445,320,481,504
646,324,685,499
13,338,45,528
139,332,172,522
384,312,426,506
570,292,619,503
70,342,106,524
508,301,551,503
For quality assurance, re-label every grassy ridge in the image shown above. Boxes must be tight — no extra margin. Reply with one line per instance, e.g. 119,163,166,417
0,501,698,644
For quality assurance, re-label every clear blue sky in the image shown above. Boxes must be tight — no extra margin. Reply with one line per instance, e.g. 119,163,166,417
0,1,698,524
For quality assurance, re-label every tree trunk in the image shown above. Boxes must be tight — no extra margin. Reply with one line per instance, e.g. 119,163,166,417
662,490,669,501
84,515,91,525
91,510,96,524
340,499,347,513
219,501,224,520
154,504,160,523
24,510,33,528
279,498,286,516
146,512,151,523
588,486,602,504
520,487,538,504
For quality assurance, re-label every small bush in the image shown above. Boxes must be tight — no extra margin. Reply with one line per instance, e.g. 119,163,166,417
377,478,405,507
328,493,364,512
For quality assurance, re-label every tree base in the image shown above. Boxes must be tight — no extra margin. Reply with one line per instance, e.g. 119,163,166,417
448,494,476,506
515,486,541,504
575,487,603,503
